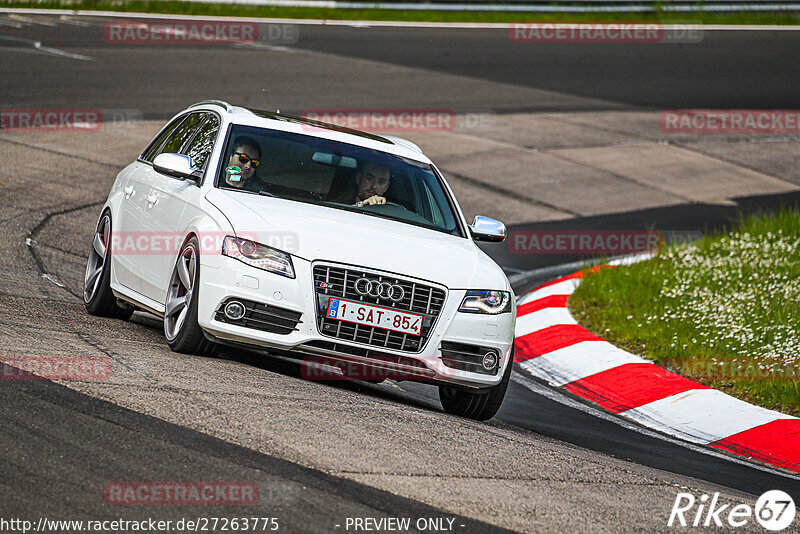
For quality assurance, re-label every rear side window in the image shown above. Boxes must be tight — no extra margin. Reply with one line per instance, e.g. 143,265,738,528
158,113,207,156
141,115,186,162
182,115,219,170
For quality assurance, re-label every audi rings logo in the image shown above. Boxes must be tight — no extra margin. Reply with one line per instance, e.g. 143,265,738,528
354,277,405,302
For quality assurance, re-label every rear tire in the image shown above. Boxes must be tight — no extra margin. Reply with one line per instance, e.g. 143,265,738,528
83,211,133,321
164,237,217,356
438,347,513,421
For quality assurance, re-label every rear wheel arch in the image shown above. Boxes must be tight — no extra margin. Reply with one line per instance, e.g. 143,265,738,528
83,209,133,320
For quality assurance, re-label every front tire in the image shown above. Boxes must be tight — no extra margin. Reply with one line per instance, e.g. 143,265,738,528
438,347,513,421
83,211,133,320
164,237,217,356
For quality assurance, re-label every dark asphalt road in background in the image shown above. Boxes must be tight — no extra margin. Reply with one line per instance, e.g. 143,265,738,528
0,17,799,115
2,13,800,530
293,26,800,112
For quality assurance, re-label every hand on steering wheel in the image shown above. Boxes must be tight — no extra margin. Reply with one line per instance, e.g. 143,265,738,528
355,195,386,207
355,196,408,211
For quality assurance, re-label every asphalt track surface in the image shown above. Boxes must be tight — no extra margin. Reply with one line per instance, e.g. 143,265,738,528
0,15,799,116
2,375,505,533
2,13,800,532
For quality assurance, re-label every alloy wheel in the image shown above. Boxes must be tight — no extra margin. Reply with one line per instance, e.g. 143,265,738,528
165,243,197,341
84,214,110,303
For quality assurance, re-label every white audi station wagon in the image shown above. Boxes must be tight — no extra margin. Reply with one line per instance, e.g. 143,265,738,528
84,100,516,420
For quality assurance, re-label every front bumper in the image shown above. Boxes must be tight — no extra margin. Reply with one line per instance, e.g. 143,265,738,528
197,256,515,388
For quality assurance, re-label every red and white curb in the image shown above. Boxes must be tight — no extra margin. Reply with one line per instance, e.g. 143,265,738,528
514,268,800,474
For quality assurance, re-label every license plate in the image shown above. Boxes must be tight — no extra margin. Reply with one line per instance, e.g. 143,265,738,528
326,298,423,336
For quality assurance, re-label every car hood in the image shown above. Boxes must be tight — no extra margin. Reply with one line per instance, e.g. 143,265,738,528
205,189,508,289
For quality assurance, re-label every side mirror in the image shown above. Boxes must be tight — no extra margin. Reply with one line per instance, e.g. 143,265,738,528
469,215,507,242
153,153,199,182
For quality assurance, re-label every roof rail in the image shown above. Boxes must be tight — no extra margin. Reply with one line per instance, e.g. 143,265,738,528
188,100,232,111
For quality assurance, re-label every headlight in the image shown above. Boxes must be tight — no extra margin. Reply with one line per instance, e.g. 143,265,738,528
222,236,295,278
458,290,511,314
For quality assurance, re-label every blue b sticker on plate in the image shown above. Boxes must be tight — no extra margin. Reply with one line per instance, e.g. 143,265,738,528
327,298,340,318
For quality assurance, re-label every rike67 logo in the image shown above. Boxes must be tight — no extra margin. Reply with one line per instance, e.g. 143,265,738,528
668,490,796,531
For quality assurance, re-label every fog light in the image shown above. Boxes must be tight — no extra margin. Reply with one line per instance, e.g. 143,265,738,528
482,351,498,371
224,300,246,320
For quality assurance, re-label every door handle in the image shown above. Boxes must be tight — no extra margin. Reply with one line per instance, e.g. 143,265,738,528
146,194,158,206
124,185,135,197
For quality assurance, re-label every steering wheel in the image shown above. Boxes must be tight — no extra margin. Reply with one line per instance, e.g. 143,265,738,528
360,201,408,211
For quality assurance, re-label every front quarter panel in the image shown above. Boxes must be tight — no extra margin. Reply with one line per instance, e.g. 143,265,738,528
181,190,236,272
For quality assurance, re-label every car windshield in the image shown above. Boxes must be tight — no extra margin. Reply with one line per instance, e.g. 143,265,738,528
216,125,463,236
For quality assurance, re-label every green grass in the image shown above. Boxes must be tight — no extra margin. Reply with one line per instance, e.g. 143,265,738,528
569,208,800,416
2,0,800,25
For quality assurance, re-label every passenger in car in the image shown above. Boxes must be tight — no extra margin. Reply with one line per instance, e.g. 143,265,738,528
223,136,266,191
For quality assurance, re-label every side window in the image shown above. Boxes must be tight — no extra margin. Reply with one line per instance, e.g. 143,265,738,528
141,115,187,162
158,113,206,156
182,115,219,170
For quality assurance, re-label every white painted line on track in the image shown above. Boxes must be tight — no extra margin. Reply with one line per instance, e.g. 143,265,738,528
8,13,59,26
511,371,798,480
2,8,800,30
58,14,91,27
33,42,93,61
0,18,23,28
41,273,65,288
0,35,93,60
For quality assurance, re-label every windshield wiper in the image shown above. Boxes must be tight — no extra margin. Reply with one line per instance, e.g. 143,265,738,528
258,190,281,198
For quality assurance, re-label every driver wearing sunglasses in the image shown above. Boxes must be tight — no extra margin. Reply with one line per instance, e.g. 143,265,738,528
224,136,263,190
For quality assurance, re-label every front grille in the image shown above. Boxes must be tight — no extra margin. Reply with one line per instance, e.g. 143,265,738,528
440,341,500,375
313,264,446,353
215,298,302,335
